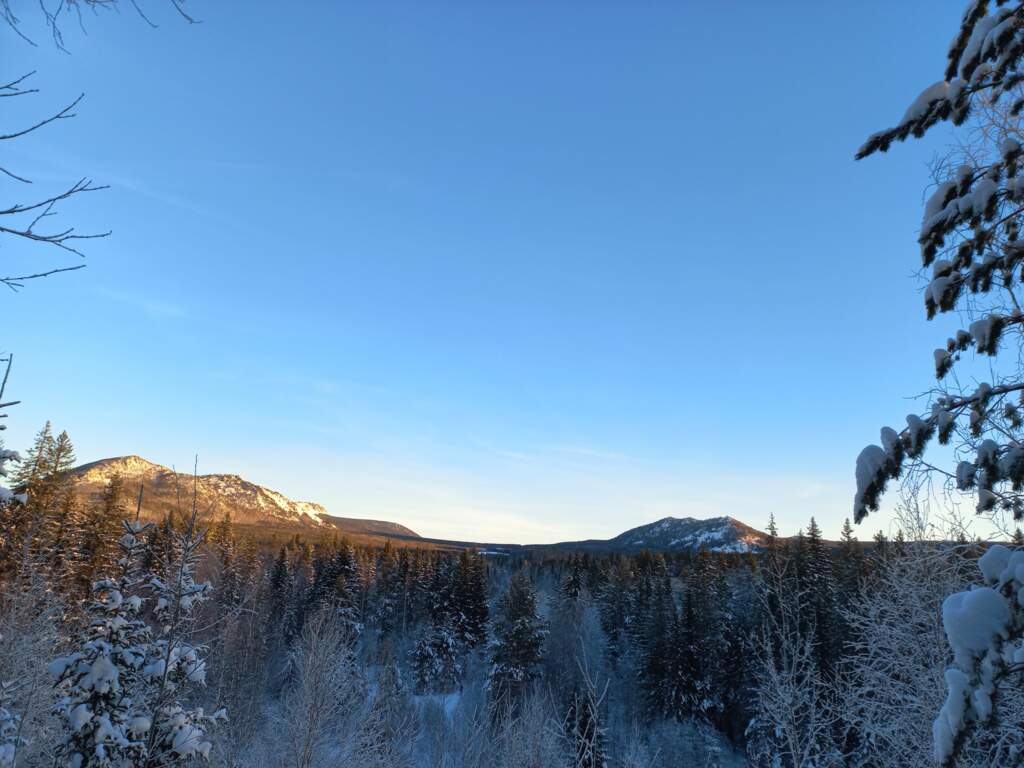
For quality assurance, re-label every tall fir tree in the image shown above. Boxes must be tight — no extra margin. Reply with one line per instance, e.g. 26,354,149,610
488,571,546,706
836,518,864,601
33,430,78,562
801,517,839,675
639,563,676,716
374,542,404,637
9,421,54,494
70,473,125,600
561,554,586,603
681,551,730,724
454,550,488,647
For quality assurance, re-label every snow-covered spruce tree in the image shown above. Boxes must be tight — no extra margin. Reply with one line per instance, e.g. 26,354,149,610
52,502,223,767
561,555,587,604
853,2,1024,764
49,519,155,767
454,550,489,647
209,512,242,614
373,541,403,637
268,547,293,629
676,551,731,724
800,518,839,675
638,566,676,717
596,558,631,663
836,519,864,605
487,571,546,708
139,500,223,767
412,618,463,694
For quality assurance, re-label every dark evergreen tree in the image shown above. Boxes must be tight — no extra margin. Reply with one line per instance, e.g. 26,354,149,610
211,512,242,613
561,554,586,603
454,550,488,647
375,541,404,637
668,585,701,719
837,519,862,591
488,571,545,706
71,472,125,599
9,421,54,495
34,429,77,558
639,562,676,716
428,554,457,626
268,546,298,644
682,551,730,723
596,557,631,662
801,517,838,674
872,530,889,565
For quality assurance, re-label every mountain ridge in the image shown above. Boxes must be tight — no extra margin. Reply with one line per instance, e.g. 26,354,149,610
542,515,766,554
66,455,767,553
69,455,420,540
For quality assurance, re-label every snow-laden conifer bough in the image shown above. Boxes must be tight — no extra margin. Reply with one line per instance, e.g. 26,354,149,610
853,1,1024,764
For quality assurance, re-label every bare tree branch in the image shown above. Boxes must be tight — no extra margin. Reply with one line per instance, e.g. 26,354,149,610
1,0,197,50
0,92,80,141
0,74,111,288
1,264,86,291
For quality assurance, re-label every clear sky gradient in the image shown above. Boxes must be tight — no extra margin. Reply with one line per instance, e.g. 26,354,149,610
2,1,975,542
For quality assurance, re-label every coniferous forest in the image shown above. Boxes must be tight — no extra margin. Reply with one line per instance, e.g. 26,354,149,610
8,1,1024,767
2,424,1022,766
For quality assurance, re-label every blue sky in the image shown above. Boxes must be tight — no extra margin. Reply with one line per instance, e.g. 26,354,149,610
2,1,975,542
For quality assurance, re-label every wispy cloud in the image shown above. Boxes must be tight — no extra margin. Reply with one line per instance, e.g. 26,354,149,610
93,286,187,319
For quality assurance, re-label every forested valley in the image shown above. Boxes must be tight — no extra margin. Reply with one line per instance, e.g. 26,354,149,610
1,426,1019,767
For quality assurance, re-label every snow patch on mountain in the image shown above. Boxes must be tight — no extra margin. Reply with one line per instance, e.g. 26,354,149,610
549,515,766,554
611,516,765,554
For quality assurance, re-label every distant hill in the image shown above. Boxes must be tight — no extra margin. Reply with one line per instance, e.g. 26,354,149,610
66,457,779,555
543,515,766,554
68,456,421,541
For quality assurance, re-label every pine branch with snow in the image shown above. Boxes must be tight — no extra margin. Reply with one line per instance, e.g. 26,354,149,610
855,7,1024,759
854,1,1024,529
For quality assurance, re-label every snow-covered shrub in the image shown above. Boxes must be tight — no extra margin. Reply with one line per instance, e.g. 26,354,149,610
0,680,21,768
746,555,842,768
275,609,386,768
932,543,1024,764
0,448,24,507
833,541,1024,767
